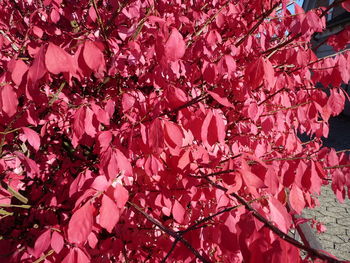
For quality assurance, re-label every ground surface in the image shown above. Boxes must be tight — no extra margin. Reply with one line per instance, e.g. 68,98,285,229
303,115,350,261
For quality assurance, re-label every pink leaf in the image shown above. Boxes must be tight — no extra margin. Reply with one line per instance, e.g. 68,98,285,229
343,1,350,12
22,127,40,151
84,107,97,137
10,60,29,86
62,249,75,263
201,110,214,146
115,149,133,178
268,197,292,233
213,110,226,144
207,90,233,107
99,194,120,233
148,119,164,154
33,229,51,258
15,151,40,178
83,41,105,73
28,45,47,85
114,183,129,209
172,200,185,224
164,28,186,61
0,85,18,117
76,247,90,263
164,120,183,148
88,6,97,22
289,184,305,214
45,42,73,75
72,107,86,148
68,202,95,244
51,231,64,254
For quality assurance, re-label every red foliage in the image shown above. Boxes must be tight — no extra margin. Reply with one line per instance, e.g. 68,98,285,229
0,0,349,262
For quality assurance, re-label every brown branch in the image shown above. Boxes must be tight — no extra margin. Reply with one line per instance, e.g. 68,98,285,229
261,101,312,116
263,33,302,56
161,239,179,263
92,0,111,55
144,94,208,123
188,0,233,47
258,87,286,106
324,164,350,170
202,177,343,263
128,201,212,263
320,0,347,18
235,2,280,47
179,197,265,235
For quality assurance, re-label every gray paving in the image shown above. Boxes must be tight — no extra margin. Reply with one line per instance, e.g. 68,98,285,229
302,115,350,261
303,186,350,261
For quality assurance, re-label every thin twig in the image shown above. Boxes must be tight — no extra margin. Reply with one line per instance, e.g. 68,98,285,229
202,178,343,263
235,2,280,47
324,164,350,170
161,239,179,263
179,197,265,235
128,201,212,263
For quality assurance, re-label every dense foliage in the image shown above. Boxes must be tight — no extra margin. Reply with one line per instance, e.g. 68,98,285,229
1,0,350,262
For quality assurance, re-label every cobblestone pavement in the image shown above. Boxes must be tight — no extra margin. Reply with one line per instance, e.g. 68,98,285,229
302,115,350,261
303,186,350,261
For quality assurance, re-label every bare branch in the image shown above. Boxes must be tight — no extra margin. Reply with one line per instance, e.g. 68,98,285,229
128,201,212,263
202,177,343,263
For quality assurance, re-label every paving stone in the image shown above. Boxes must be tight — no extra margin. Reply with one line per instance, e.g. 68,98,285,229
322,224,347,236
326,206,347,213
316,216,336,224
333,244,350,261
336,218,350,227
318,209,345,218
319,233,345,244
334,242,350,252
318,239,335,249
335,235,350,243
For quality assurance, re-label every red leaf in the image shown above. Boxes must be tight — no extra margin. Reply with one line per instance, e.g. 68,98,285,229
28,45,47,85
343,0,350,12
268,197,292,233
45,42,73,75
76,247,90,263
172,200,185,224
328,89,345,116
164,120,183,148
148,119,164,154
201,110,214,146
289,185,305,214
88,232,98,249
246,57,275,89
114,183,129,209
83,41,105,73
72,107,86,148
62,249,75,263
99,194,120,233
115,149,133,178
68,202,95,244
33,229,51,258
50,9,60,23
10,59,28,86
84,107,97,137
51,231,64,254
88,6,97,22
0,85,18,117
15,151,40,178
62,248,90,263
239,169,265,189
164,28,186,61
22,127,40,151
213,109,226,144
207,90,233,108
